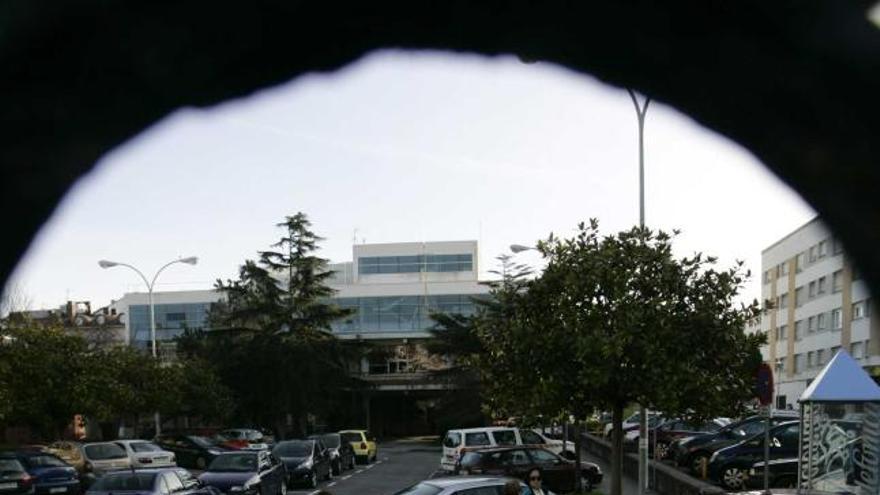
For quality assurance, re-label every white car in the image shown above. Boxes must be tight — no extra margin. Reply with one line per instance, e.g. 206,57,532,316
440,427,571,471
603,411,663,438
114,440,176,468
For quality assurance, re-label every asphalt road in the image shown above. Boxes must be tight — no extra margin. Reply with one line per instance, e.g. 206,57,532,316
287,440,441,495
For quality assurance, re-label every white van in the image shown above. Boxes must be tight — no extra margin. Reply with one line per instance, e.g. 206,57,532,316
440,427,570,471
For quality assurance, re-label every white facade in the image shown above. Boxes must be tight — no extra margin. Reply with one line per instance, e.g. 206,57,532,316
754,218,878,408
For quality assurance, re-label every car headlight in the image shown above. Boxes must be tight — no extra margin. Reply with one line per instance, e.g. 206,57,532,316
749,468,756,476
208,449,223,455
298,459,313,470
709,451,720,464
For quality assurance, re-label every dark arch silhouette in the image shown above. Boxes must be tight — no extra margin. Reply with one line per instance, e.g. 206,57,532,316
3,1,880,299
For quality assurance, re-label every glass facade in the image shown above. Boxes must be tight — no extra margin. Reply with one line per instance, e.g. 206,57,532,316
129,302,212,346
358,254,472,274
330,294,479,333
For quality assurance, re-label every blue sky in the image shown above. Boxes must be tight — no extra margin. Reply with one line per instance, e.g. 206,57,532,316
6,50,814,309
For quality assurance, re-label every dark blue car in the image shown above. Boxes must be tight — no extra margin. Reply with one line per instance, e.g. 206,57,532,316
198,452,285,495
85,468,212,495
707,421,801,491
5,452,80,495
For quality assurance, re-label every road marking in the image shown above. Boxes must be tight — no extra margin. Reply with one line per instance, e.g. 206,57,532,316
356,469,364,473
327,482,337,487
341,475,352,480
307,491,320,495
382,457,389,461
364,464,375,470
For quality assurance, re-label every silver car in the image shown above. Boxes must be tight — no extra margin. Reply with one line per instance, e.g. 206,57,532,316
394,476,524,495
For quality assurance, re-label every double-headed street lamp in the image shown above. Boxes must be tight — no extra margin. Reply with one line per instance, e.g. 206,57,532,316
98,256,198,435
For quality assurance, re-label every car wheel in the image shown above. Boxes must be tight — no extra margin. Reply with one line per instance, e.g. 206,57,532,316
325,465,332,481
349,456,355,470
279,481,287,495
309,470,317,489
721,466,747,490
332,459,341,476
196,457,207,469
654,442,669,460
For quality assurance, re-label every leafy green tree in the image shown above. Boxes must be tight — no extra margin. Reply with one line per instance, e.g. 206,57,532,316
477,221,765,495
186,212,359,436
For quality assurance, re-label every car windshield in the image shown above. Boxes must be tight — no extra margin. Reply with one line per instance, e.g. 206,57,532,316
0,458,24,473
340,433,362,443
22,455,67,468
84,443,127,460
190,437,217,448
129,442,162,453
320,435,340,448
208,454,258,472
273,442,311,458
91,473,156,491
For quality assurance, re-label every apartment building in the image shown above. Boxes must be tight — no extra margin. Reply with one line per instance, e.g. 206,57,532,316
754,218,879,408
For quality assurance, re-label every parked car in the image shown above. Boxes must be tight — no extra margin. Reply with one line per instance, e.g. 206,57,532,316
78,443,132,488
745,458,798,490
214,430,269,451
622,414,668,444
648,418,730,460
44,443,86,473
441,427,544,472
457,446,603,492
0,453,40,495
272,440,331,489
154,435,226,470
114,441,175,469
604,411,662,438
339,430,377,465
394,476,524,495
85,468,210,495
519,429,572,457
198,451,285,495
670,411,799,474
307,434,354,475
706,421,801,491
11,451,81,495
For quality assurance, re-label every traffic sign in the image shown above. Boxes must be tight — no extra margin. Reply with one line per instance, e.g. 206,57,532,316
756,363,774,406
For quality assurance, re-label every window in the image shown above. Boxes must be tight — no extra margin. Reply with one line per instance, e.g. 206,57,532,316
818,240,828,258
464,432,491,447
832,308,842,330
776,325,787,341
832,270,843,293
455,487,503,495
528,449,558,465
165,312,186,322
795,287,805,307
763,269,772,284
794,320,804,341
796,253,806,272
358,254,473,275
817,276,827,295
794,354,804,373
519,430,544,445
809,281,817,298
809,246,818,262
833,238,844,255
851,342,865,359
491,430,517,446
163,473,184,494
779,262,789,276
832,346,841,357
854,301,866,320
807,351,815,368
776,395,787,410
818,313,827,331
817,349,825,366
775,358,785,375
501,449,531,466
443,432,461,448
778,293,789,309
808,316,816,333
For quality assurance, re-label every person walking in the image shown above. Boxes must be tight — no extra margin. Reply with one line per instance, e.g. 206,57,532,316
522,467,555,495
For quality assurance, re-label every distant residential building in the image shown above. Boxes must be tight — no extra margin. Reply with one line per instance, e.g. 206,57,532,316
750,218,879,408
9,300,127,348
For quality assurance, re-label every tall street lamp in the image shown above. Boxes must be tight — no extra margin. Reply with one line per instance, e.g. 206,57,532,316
627,88,651,495
98,256,198,435
509,244,535,254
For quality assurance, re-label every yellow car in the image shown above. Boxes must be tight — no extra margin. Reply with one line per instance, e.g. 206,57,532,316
339,430,377,464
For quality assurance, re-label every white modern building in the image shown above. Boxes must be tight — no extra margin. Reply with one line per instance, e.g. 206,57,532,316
109,240,490,435
754,218,878,408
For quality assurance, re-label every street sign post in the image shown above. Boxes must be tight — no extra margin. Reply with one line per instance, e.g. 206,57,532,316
756,363,774,494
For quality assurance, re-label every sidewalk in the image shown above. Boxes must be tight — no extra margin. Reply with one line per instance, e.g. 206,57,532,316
580,447,646,495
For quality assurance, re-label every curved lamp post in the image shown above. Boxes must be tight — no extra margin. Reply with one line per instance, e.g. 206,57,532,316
98,256,198,435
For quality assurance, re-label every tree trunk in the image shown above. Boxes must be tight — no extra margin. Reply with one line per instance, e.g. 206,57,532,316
611,403,624,495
